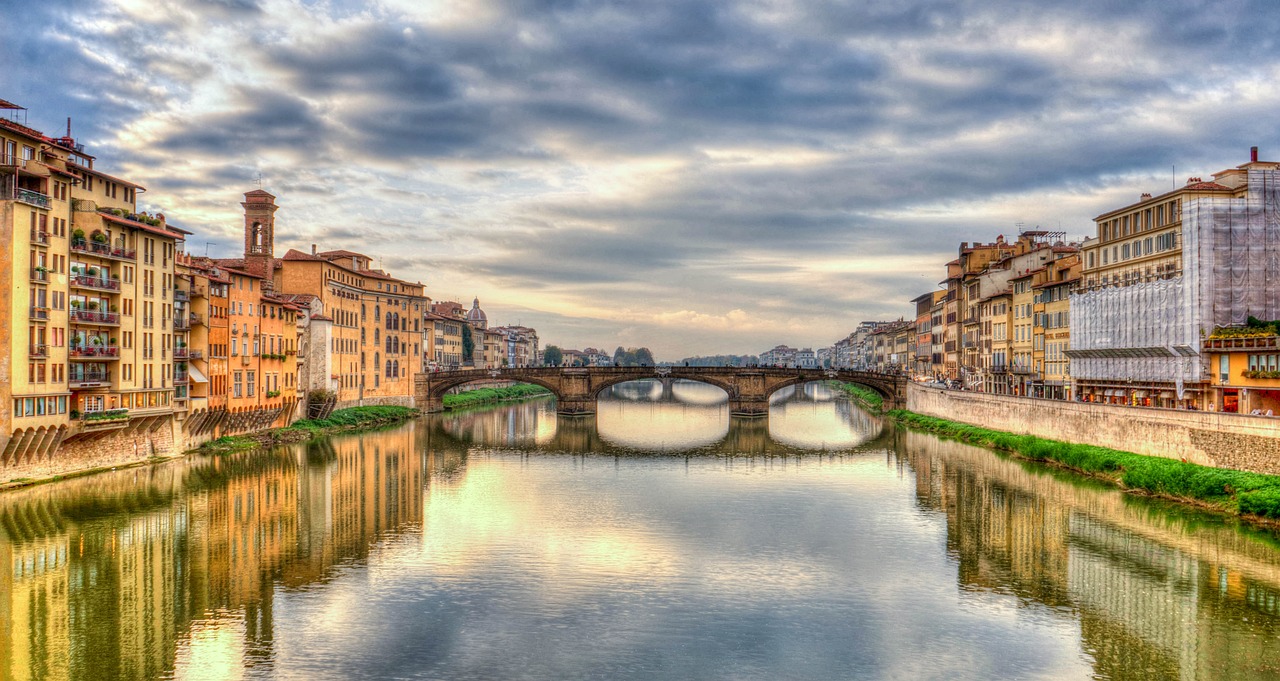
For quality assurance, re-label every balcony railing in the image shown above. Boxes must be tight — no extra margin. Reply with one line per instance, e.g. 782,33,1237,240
174,289,189,302
29,344,48,359
174,372,189,384
70,238,136,261
70,309,120,325
1203,335,1280,351
174,347,189,359
174,315,190,330
30,230,50,246
30,267,48,282
70,274,121,292
69,346,120,359
11,188,51,209
69,370,110,387
187,349,203,360
30,306,50,322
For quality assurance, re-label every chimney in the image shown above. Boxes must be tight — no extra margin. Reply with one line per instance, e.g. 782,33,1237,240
352,256,359,270
311,243,317,255
1252,146,1259,163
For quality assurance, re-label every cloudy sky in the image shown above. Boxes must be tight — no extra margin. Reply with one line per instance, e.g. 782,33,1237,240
5,0,1280,359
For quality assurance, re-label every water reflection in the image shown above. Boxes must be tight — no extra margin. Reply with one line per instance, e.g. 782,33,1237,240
0,427,426,680
3,385,1280,679
436,380,887,456
900,429,1280,679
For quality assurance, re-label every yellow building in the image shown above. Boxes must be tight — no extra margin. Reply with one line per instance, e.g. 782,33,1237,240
1,99,182,461
1033,254,1080,400
1203,331,1280,414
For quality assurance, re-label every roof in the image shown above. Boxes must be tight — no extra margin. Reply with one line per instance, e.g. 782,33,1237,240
281,248,326,261
100,212,183,239
317,249,369,259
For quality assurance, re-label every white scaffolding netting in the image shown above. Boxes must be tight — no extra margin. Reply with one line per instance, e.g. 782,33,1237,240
1070,168,1280,384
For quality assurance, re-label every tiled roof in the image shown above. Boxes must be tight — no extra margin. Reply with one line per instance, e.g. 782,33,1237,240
100,212,183,239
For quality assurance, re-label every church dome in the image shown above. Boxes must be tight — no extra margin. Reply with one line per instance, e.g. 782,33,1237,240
467,297,488,328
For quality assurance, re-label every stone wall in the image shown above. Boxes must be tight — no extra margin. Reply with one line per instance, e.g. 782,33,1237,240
3,419,178,482
336,395,415,410
906,384,1280,474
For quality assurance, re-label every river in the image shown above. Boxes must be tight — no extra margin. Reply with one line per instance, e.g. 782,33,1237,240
2,380,1280,679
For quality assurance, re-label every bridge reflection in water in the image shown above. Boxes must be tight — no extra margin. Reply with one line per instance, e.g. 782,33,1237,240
434,379,888,456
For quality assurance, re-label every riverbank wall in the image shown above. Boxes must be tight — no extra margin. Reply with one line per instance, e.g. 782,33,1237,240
906,384,1280,474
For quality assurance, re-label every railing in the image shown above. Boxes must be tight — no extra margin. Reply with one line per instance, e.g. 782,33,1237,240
187,349,203,360
1203,336,1280,351
174,347,189,359
29,344,48,358
174,289,189,302
174,372,189,384
69,346,119,358
12,188,51,209
70,238,136,261
70,309,120,325
30,306,50,321
189,312,203,326
30,230,50,246
30,268,48,282
69,371,110,386
0,153,28,169
70,274,120,291
174,315,190,330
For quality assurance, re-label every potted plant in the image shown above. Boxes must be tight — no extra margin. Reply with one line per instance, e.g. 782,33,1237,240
34,265,46,273
86,301,99,311
72,228,84,239
71,299,82,309
110,304,118,312
87,267,99,277
90,232,108,244
110,337,117,346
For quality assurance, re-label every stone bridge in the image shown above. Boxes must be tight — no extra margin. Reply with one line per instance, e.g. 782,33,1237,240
415,366,906,417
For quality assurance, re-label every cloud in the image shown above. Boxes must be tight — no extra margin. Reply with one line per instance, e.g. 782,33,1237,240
9,0,1280,358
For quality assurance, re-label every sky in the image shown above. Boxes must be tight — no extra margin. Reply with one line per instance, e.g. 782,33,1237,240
5,0,1280,360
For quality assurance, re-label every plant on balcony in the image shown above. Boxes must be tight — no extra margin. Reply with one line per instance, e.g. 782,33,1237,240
90,336,104,347
110,304,118,312
70,299,82,309
84,408,129,422
110,337,117,346
90,231,108,244
87,267,99,277
266,390,281,398
86,301,99,311
72,228,84,239
70,409,80,419
1244,369,1280,379
111,272,119,280
34,265,46,273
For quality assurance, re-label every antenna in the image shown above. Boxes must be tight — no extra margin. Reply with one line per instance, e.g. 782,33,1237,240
255,172,263,189
205,242,213,256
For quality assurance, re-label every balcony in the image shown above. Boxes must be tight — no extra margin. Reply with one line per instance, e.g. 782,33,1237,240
174,347,189,359
69,370,110,387
174,289,189,302
30,306,50,322
10,188,51,209
78,409,129,432
70,309,121,326
187,349,204,360
30,267,48,283
70,274,121,292
189,312,204,326
1203,335,1280,352
70,238,135,262
0,153,29,170
174,315,191,330
30,230,50,247
174,371,189,384
29,344,48,359
70,346,120,360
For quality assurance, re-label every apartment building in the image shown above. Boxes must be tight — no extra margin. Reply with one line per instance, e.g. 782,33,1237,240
2,101,185,461
491,325,540,368
1070,148,1280,409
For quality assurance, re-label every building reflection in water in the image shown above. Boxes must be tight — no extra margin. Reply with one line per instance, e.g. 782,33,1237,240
899,429,1280,680
0,424,424,680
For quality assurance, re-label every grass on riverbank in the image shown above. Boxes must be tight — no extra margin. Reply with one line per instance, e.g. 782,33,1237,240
825,381,884,412
444,384,552,409
197,406,420,455
889,410,1280,519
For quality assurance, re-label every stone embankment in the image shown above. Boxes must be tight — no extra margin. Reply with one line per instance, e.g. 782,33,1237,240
906,383,1280,475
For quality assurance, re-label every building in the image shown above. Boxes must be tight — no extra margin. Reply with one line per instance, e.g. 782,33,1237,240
1070,148,1280,409
1202,329,1280,414
491,325,539,368
427,302,466,369
759,345,798,367
2,98,189,460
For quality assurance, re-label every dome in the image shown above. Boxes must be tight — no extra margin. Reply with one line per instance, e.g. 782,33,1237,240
467,297,488,328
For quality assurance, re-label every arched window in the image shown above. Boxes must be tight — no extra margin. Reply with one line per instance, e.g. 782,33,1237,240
386,359,393,378
392,360,399,378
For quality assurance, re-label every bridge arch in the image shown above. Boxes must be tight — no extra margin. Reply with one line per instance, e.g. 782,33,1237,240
589,373,738,400
425,374,565,404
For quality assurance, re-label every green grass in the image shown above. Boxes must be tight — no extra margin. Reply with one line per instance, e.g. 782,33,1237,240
285,406,419,432
443,384,552,409
826,381,884,411
889,409,1280,520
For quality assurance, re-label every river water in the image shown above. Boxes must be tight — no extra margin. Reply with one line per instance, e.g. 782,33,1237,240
3,381,1280,680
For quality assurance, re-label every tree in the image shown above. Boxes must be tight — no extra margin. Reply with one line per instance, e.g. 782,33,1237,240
461,324,475,361
544,345,564,367
614,346,627,366
633,347,655,366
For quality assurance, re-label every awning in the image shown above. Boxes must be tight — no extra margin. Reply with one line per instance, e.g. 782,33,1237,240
1104,389,1116,396
187,364,209,383
1159,391,1175,399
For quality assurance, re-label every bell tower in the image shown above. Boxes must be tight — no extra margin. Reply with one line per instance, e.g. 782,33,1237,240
242,189,278,281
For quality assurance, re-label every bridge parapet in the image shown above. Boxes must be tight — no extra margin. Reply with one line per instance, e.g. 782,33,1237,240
414,366,906,416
